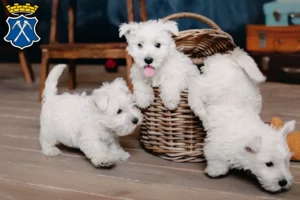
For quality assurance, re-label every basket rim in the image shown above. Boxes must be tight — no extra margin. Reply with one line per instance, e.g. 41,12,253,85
174,28,235,44
162,12,221,30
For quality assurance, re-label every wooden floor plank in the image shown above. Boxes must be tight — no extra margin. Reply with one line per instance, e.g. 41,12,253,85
1,125,299,168
0,178,113,200
0,106,40,115
0,129,298,171
0,116,39,128
0,100,39,109
0,160,264,200
0,136,298,199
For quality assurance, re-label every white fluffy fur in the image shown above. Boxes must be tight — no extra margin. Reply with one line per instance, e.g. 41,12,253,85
40,64,142,167
119,19,200,110
188,48,295,192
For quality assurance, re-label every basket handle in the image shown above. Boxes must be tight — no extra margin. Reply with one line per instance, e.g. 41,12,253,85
163,12,221,30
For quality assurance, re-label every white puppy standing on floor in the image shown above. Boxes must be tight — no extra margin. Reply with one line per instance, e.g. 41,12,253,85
188,48,296,192
39,64,142,167
119,19,199,110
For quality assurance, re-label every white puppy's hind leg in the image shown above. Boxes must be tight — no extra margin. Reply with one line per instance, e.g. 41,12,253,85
39,129,62,156
231,47,266,84
188,79,207,118
188,94,207,118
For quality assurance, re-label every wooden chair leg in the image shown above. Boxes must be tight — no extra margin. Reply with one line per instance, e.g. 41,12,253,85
126,0,135,22
39,50,49,103
125,52,133,91
18,51,34,83
68,60,76,90
138,0,147,21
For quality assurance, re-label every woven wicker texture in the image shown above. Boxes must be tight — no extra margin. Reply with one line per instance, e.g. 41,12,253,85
165,12,236,63
139,12,236,162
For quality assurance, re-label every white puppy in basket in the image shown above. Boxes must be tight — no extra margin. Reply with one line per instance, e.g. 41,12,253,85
40,64,142,167
119,19,199,110
188,48,295,192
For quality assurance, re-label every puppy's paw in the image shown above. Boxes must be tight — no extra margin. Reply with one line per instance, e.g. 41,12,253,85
118,151,131,161
205,161,229,178
91,157,115,168
135,93,154,109
192,106,206,118
42,147,62,157
163,98,180,110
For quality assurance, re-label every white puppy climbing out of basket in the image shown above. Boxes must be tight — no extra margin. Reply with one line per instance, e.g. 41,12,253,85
119,19,199,110
188,47,295,192
119,12,237,163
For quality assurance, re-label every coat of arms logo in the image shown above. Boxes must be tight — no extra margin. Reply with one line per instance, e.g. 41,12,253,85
4,3,40,50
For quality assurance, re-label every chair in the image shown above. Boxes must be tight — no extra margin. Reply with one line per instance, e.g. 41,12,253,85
0,0,34,83
39,0,147,102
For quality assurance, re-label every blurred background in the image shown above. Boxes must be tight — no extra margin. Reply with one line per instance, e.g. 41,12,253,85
0,0,273,63
0,0,299,91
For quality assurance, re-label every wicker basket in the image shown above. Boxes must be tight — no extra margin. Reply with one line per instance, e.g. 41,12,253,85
139,12,236,163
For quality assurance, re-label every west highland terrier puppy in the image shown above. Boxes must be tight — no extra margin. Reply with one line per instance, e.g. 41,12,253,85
188,48,295,192
39,64,142,167
119,19,199,110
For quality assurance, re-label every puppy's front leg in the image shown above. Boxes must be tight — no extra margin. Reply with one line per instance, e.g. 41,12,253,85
110,138,130,161
204,142,230,177
205,160,230,178
131,67,154,108
133,80,154,109
79,137,116,167
160,80,181,110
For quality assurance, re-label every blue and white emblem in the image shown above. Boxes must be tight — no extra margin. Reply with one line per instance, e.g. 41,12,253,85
3,3,40,50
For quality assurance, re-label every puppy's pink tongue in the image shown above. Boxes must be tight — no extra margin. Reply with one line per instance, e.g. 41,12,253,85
144,66,155,77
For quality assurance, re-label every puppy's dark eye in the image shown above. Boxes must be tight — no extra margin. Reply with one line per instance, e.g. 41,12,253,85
155,43,161,48
138,43,143,48
266,162,274,167
117,109,122,114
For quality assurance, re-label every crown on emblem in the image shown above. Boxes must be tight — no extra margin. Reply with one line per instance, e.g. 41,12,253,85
6,3,38,15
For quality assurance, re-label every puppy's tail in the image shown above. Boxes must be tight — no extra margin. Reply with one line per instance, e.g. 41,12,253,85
230,47,266,84
42,64,67,100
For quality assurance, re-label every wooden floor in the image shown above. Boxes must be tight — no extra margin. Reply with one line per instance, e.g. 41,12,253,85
0,63,300,200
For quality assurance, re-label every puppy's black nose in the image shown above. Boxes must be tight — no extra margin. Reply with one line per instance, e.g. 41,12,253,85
278,179,287,187
132,118,139,124
144,57,153,64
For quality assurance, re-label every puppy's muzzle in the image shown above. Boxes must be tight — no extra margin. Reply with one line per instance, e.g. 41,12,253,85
132,118,139,124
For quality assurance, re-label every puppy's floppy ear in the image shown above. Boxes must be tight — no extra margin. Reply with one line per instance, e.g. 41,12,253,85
92,90,109,111
119,22,138,39
111,77,127,86
245,136,261,153
111,78,130,93
279,120,296,138
162,20,179,36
